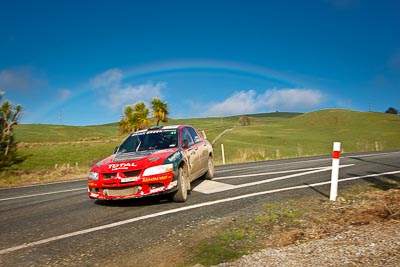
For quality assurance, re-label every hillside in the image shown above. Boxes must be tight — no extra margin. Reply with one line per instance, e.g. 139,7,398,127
209,109,400,164
8,109,400,173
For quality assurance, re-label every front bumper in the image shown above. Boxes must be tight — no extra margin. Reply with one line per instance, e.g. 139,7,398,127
88,171,177,200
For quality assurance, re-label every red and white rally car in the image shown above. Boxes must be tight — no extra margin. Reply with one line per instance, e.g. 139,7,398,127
88,125,214,202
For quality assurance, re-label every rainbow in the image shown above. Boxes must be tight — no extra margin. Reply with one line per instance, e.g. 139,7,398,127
30,59,306,124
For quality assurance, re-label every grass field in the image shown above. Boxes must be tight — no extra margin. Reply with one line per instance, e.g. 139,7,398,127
10,109,400,172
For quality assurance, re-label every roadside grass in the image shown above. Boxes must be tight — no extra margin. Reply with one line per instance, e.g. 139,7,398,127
210,110,400,164
0,140,122,187
17,140,121,170
184,180,400,266
190,229,248,266
0,167,88,186
189,200,305,266
15,123,120,143
3,109,400,187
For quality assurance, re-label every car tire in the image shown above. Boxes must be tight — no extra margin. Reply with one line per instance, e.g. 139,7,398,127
203,156,214,180
172,167,188,202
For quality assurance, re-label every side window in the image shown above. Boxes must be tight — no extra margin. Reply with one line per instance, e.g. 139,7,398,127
188,127,201,144
182,128,194,147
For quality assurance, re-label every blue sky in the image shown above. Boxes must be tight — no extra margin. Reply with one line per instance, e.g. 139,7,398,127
1,0,399,125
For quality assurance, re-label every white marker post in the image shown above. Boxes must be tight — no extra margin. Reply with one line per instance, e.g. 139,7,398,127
221,144,226,165
330,142,341,201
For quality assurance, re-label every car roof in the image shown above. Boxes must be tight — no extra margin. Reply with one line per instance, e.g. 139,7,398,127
131,125,190,135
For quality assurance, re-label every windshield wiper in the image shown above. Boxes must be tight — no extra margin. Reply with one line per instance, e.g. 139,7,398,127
136,136,142,152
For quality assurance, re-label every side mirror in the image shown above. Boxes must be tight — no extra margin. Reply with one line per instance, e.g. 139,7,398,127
182,140,189,148
200,130,207,140
113,146,119,154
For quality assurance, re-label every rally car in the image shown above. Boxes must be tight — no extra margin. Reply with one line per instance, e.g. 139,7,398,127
88,125,214,202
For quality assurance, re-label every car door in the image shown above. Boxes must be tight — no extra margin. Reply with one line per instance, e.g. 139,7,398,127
181,127,199,180
187,126,208,174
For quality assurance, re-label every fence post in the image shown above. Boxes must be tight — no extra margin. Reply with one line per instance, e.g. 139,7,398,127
330,142,341,201
221,144,226,165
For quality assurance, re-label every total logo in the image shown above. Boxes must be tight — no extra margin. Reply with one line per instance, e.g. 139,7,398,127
108,162,137,171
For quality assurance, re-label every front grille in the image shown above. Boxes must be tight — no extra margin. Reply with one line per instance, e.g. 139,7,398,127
103,173,117,179
103,186,141,197
123,170,141,177
149,183,164,189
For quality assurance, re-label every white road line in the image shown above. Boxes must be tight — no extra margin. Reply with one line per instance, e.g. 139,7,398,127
192,180,238,193
216,158,331,173
1,169,399,255
215,151,400,174
214,166,335,180
0,165,353,201
346,151,400,158
196,165,354,194
0,178,86,190
0,188,86,202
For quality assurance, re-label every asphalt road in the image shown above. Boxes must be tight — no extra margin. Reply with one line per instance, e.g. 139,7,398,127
1,150,399,266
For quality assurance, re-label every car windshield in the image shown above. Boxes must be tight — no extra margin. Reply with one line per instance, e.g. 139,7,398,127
117,129,178,153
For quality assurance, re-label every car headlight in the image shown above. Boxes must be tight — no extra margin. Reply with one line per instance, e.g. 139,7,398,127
143,164,173,177
88,171,99,180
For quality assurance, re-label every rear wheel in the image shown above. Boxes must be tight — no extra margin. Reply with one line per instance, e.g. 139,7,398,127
203,156,214,180
172,167,188,202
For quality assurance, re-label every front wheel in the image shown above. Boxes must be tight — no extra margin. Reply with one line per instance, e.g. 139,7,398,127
172,167,188,202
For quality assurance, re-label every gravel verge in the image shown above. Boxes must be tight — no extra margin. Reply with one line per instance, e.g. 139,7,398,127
213,220,400,266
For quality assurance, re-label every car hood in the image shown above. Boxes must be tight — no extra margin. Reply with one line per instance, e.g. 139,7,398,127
93,148,179,173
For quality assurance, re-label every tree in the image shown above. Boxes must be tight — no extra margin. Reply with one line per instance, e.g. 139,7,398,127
134,102,151,130
119,106,136,134
239,115,250,126
385,107,399,114
119,98,169,134
151,98,169,126
119,102,151,134
0,92,26,170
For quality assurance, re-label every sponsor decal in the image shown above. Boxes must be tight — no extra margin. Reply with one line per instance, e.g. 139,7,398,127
168,151,180,162
150,187,165,193
142,175,171,183
131,131,146,136
148,156,161,162
108,162,137,171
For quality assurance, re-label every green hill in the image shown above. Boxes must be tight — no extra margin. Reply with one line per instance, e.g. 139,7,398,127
12,109,400,171
215,109,400,163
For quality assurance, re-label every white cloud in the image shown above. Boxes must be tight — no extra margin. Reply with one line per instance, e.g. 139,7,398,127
204,88,324,116
90,68,123,89
258,89,323,109
106,82,166,111
0,67,47,91
206,90,259,116
90,68,166,112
